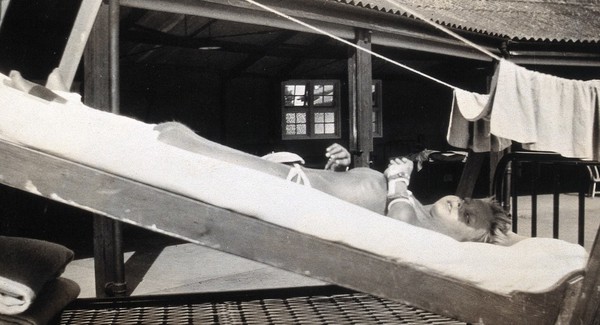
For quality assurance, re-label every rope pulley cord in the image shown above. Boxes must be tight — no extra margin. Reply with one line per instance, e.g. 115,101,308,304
244,0,502,91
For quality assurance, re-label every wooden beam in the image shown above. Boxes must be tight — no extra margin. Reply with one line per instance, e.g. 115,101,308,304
121,28,344,59
119,0,492,61
0,138,579,324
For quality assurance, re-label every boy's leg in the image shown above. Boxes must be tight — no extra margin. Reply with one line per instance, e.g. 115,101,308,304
155,122,290,179
155,122,387,214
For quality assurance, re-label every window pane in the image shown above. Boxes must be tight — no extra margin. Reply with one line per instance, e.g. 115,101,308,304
324,123,335,134
285,95,306,107
285,113,307,135
314,124,324,134
314,96,334,106
325,112,334,123
314,112,324,123
296,124,307,135
286,113,296,124
297,113,306,123
313,84,323,95
313,83,334,107
314,112,335,135
285,84,306,95
285,125,296,135
284,84,307,107
294,96,306,107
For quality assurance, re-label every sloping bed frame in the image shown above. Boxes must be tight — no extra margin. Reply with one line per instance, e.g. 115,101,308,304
0,134,596,324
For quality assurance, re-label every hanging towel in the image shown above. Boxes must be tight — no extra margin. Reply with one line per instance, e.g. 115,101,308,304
0,236,74,315
490,59,600,160
447,87,511,152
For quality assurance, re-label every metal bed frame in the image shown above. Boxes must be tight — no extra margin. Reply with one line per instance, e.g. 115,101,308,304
493,151,600,246
56,285,466,324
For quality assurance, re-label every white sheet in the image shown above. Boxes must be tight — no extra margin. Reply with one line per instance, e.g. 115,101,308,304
0,73,588,295
490,60,600,160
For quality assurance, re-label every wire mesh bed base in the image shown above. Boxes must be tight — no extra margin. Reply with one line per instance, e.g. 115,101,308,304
57,286,466,325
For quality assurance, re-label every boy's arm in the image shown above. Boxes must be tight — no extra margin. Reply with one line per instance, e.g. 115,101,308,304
384,158,418,223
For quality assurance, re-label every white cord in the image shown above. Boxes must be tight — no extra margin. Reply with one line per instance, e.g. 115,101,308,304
244,0,457,90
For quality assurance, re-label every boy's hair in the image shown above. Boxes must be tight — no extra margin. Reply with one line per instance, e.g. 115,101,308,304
480,198,512,244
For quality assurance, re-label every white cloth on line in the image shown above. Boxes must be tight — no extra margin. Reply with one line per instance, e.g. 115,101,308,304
490,59,600,160
447,87,511,153
448,59,600,160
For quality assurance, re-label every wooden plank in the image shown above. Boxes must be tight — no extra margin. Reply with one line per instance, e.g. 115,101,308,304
0,139,577,324
46,0,103,91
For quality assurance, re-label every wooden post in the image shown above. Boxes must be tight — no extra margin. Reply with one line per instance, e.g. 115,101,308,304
347,29,373,168
84,0,126,297
455,150,484,198
457,61,506,199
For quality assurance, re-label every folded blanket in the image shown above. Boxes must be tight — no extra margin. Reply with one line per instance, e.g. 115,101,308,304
0,277,80,325
0,236,74,315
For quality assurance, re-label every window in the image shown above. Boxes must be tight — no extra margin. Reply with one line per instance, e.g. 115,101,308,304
372,80,383,137
282,80,340,139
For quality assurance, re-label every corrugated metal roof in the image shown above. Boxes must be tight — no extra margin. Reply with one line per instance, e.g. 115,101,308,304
333,0,600,43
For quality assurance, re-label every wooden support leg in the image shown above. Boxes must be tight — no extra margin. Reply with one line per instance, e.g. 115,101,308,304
93,215,127,297
455,150,485,198
85,0,126,297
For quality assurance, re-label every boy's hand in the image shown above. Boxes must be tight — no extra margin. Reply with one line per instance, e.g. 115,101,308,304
325,143,351,171
384,157,414,180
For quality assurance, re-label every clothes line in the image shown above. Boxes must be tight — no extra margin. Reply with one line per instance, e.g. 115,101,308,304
244,0,457,90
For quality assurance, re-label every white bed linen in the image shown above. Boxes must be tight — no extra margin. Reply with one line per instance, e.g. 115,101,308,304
0,73,588,295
